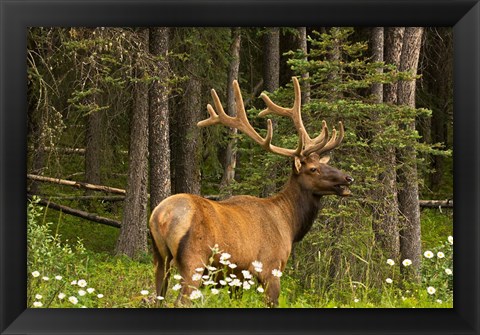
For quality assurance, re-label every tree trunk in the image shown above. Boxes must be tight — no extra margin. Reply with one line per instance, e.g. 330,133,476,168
397,27,424,278
115,28,150,258
370,27,384,102
220,27,241,192
384,27,405,104
297,27,310,105
421,28,453,192
171,29,203,195
262,27,280,196
85,101,103,188
371,27,401,260
148,27,171,209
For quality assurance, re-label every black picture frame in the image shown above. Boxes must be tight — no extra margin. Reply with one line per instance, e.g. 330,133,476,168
1,0,479,334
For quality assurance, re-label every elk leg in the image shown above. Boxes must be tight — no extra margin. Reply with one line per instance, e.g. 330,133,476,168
263,276,281,307
175,255,208,306
153,241,172,299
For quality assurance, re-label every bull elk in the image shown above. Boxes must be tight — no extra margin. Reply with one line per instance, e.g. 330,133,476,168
149,77,353,306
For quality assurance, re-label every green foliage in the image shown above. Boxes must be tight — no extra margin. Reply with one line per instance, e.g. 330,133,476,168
27,196,89,307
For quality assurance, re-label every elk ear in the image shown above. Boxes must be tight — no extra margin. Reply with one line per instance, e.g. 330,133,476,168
319,155,331,164
294,157,303,174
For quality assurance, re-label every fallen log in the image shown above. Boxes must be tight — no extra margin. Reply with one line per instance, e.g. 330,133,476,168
34,195,125,202
419,199,453,208
27,174,126,195
28,195,121,228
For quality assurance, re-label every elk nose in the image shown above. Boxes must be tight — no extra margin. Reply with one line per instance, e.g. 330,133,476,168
345,176,354,184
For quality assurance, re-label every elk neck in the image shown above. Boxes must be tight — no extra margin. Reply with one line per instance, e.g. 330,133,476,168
271,173,322,243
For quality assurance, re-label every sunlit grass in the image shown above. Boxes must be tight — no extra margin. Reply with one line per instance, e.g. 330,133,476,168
28,197,453,309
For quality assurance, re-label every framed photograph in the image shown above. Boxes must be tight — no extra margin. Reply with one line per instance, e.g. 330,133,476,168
1,0,479,334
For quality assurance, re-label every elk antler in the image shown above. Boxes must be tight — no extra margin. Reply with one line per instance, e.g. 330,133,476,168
198,77,344,158
259,77,344,157
198,80,301,157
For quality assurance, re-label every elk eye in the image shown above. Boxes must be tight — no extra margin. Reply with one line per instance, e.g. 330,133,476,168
310,168,317,173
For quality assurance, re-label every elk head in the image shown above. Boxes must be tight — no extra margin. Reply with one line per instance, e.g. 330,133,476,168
198,76,353,198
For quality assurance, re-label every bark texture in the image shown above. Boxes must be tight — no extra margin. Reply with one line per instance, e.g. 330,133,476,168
262,27,280,196
371,27,400,260
115,28,150,258
171,30,203,195
220,27,241,191
396,27,424,278
149,27,171,209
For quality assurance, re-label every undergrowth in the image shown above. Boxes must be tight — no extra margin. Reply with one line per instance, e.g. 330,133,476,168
28,197,453,308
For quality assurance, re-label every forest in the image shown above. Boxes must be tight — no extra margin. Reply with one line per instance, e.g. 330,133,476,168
27,27,453,308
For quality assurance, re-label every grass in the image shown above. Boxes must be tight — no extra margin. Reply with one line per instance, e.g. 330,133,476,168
28,198,453,309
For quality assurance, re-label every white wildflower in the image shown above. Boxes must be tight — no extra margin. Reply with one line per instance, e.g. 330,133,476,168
77,279,87,288
242,270,252,279
42,276,50,281
437,251,445,259
206,266,217,272
192,273,202,281
386,259,395,266
189,289,202,300
402,259,412,267
220,253,231,261
257,287,264,293
173,274,182,280
228,263,238,269
87,288,95,294
211,288,219,295
31,271,40,277
68,296,79,305
229,274,237,278
272,269,283,278
140,290,149,296
252,260,263,272
203,280,216,286
448,236,453,245
195,267,204,273
445,268,453,275
97,294,104,298
219,280,227,286
35,294,43,300
157,296,165,301
243,281,251,290
229,278,242,287
55,275,63,280
423,250,434,259
436,299,443,304
78,290,86,296
33,301,43,307
427,286,436,295
71,280,77,285
172,284,182,291
58,293,66,299
385,278,393,284
354,298,360,303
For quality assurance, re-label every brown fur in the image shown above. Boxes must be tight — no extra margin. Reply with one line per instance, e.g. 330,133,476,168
149,154,353,306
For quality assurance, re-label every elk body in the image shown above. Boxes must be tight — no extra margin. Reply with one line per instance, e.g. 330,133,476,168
149,77,353,306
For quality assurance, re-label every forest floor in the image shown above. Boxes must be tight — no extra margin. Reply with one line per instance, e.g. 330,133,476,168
28,201,453,309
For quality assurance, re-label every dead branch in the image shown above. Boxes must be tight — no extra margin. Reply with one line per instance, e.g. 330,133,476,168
28,194,121,228
27,174,126,195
